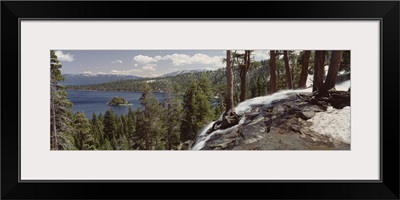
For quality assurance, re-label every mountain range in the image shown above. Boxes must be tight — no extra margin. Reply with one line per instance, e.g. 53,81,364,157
62,69,212,86
61,74,142,86
159,69,209,77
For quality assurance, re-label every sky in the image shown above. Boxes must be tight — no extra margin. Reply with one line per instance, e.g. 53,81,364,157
55,50,270,77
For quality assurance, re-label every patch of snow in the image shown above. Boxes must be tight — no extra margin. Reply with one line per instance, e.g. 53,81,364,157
324,65,329,76
306,73,313,88
335,80,350,91
308,106,351,144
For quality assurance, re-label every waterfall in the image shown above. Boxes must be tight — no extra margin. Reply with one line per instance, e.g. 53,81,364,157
191,80,351,150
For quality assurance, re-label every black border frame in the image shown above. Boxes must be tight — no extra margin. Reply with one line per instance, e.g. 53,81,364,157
2,1,399,199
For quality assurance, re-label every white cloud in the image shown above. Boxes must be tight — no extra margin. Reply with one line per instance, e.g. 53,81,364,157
110,63,157,75
112,60,123,64
161,54,191,66
55,50,75,62
132,53,225,70
83,71,93,74
133,55,158,64
161,53,224,68
252,50,270,61
225,50,270,61
141,64,156,71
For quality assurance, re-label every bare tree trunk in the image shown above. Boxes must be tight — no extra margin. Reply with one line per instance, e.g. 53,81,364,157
269,50,277,94
240,50,251,102
298,50,311,88
313,51,326,92
321,50,326,74
291,59,295,88
322,51,342,92
283,51,293,89
239,58,246,102
225,50,234,113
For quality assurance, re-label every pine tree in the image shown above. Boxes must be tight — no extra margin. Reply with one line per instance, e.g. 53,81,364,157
98,113,104,121
103,110,117,141
298,50,311,88
118,135,130,150
164,84,183,150
134,108,145,149
322,51,342,92
269,50,277,94
50,50,75,150
115,115,124,139
126,107,135,149
91,113,104,148
313,51,326,92
198,73,213,100
102,138,113,150
139,82,163,150
111,135,118,150
340,50,351,71
225,50,234,113
283,50,293,89
74,112,96,150
239,50,251,102
180,80,214,142
180,81,199,141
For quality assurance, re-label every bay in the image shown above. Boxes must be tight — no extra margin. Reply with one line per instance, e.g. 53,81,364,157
66,90,166,119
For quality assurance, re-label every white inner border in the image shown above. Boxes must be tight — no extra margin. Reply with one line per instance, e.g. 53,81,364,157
21,21,380,180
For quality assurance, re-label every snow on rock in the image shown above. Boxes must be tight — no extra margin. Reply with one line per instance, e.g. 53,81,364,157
335,80,351,91
308,106,351,144
306,73,313,88
192,88,312,150
234,87,311,116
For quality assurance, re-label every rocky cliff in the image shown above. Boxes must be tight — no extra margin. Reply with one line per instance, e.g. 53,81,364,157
191,83,351,150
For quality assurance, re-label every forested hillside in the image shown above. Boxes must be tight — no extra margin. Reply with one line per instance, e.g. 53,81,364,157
62,74,142,86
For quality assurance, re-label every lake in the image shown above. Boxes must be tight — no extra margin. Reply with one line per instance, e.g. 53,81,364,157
66,90,166,119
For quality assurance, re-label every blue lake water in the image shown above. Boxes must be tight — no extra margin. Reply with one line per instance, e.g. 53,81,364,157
66,90,166,119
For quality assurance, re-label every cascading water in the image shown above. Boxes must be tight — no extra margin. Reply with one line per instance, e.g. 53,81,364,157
191,80,351,150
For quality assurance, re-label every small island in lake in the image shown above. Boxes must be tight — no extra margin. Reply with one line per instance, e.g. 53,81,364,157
108,96,133,106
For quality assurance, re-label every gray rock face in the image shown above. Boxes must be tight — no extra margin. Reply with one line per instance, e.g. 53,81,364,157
310,90,350,109
272,105,286,115
200,94,350,150
181,140,194,150
298,111,316,120
220,112,240,129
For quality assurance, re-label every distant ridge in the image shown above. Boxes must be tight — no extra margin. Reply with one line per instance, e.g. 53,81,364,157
159,69,209,77
62,74,142,86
